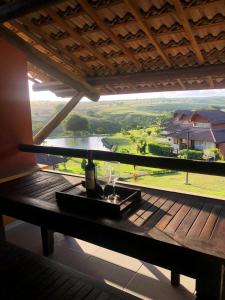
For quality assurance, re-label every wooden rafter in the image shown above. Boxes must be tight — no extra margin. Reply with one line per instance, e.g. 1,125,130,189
177,79,185,90
10,20,85,76
76,0,142,71
208,76,215,88
105,85,117,94
46,7,116,73
17,17,93,75
172,0,205,65
123,0,172,67
0,25,99,101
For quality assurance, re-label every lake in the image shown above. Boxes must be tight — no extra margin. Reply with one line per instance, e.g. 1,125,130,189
44,136,109,151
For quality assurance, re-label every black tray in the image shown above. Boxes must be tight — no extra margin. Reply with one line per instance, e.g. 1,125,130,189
56,182,141,218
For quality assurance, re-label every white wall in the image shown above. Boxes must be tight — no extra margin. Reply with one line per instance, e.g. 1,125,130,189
194,140,215,150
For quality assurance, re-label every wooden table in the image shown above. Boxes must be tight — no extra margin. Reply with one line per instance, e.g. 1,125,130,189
0,170,225,300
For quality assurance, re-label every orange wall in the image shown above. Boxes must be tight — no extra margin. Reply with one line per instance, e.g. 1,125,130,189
0,39,36,179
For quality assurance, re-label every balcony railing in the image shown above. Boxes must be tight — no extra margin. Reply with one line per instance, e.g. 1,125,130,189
19,144,225,177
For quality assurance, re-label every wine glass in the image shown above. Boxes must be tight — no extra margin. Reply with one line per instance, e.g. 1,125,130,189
96,163,111,199
108,161,120,202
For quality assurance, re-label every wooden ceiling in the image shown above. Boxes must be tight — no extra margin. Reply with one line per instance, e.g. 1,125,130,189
1,0,225,98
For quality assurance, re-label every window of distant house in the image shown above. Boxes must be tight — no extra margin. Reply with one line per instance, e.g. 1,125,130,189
193,122,210,128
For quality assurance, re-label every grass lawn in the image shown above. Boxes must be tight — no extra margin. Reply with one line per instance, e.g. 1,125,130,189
127,172,225,199
57,158,225,199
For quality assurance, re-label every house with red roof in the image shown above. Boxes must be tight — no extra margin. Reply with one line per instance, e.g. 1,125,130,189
165,110,225,157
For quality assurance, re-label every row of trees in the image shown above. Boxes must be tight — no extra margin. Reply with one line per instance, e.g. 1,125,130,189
64,112,169,137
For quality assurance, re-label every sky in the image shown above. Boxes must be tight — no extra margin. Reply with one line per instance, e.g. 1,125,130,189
28,80,225,102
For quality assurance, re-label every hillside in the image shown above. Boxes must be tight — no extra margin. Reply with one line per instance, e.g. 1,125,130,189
30,96,225,137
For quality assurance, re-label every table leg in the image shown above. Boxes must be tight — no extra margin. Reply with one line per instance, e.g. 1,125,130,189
41,227,54,256
196,262,224,300
171,270,180,287
0,215,6,240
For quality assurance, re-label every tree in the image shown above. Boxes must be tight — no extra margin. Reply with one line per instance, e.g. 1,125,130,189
66,114,89,136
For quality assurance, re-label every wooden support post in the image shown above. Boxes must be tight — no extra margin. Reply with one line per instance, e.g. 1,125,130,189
171,271,180,287
196,262,224,300
33,92,84,144
41,226,54,256
0,215,6,240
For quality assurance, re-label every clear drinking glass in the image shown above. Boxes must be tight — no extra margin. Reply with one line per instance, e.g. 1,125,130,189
108,161,120,202
96,163,111,199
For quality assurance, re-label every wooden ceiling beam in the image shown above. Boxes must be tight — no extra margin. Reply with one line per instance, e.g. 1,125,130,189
10,20,86,77
0,25,99,101
87,64,225,86
33,81,67,91
46,7,116,73
0,0,64,23
76,0,142,71
123,0,172,67
172,0,205,65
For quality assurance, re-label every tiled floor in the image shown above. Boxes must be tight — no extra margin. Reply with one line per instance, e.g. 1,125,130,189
6,221,196,300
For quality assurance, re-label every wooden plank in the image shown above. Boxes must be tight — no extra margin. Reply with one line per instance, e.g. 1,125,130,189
124,0,171,67
186,203,213,239
174,201,203,239
13,173,66,196
144,197,176,229
0,25,99,101
129,194,160,224
205,206,224,241
164,201,191,235
200,205,221,240
19,144,225,176
156,200,184,231
0,171,52,192
134,196,168,227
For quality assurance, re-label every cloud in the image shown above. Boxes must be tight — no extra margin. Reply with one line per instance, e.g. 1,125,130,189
28,80,225,102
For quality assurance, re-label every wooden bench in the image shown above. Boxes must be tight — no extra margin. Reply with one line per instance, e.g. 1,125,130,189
0,241,137,299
